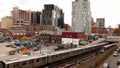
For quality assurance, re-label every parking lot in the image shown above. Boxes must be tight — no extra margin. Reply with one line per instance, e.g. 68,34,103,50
0,42,16,57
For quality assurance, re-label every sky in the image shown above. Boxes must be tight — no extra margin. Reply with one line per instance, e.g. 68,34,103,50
0,0,120,28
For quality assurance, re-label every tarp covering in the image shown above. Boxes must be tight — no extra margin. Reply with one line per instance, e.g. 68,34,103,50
15,42,24,46
21,36,30,40
80,41,87,45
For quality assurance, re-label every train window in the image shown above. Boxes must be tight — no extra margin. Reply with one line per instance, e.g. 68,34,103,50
60,54,62,57
56,55,57,58
42,57,45,61
30,60,34,64
22,62,27,65
36,59,40,62
52,55,54,58
67,53,69,55
63,53,65,56
7,65,9,68
13,65,16,67
13,65,15,67
13,63,19,67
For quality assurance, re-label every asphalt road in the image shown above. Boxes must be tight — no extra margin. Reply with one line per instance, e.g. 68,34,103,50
105,51,120,68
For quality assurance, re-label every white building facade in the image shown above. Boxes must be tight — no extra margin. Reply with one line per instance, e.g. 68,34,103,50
72,0,91,35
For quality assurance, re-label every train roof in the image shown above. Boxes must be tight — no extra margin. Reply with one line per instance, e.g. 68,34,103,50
48,47,84,56
3,47,83,64
103,43,117,48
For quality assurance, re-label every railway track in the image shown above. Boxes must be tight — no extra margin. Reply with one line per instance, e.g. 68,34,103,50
56,52,96,68
43,42,117,68
44,51,97,68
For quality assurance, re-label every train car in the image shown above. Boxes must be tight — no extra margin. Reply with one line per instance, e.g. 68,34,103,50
100,43,117,53
0,54,48,68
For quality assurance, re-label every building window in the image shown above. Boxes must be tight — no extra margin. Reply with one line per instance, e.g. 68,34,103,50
13,33,16,35
17,33,19,35
33,27,36,31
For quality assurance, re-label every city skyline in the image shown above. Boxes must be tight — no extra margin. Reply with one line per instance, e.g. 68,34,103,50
0,0,120,28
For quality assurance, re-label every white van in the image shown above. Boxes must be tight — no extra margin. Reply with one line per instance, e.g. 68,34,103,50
102,63,109,68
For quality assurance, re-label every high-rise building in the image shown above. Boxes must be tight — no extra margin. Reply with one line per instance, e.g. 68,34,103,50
11,7,31,25
1,16,13,28
72,0,91,35
118,24,120,28
42,4,64,28
96,18,105,29
31,11,42,24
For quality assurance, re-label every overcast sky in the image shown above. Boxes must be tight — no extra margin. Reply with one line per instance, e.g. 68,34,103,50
0,0,120,28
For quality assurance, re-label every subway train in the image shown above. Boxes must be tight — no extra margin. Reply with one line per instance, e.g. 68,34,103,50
0,42,114,68
100,43,118,53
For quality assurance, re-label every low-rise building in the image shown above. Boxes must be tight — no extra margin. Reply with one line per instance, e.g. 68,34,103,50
39,34,61,44
24,24,57,35
62,32,86,45
92,27,108,36
8,29,27,39
1,16,13,28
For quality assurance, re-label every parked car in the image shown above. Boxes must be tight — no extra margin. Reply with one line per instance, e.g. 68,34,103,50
113,51,118,57
102,63,109,68
117,48,120,53
117,59,120,65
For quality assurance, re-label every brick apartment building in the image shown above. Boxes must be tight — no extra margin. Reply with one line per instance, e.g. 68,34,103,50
12,7,31,25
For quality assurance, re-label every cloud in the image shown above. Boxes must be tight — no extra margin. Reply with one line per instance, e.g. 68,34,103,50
19,0,27,4
0,3,2,5
90,0,120,28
